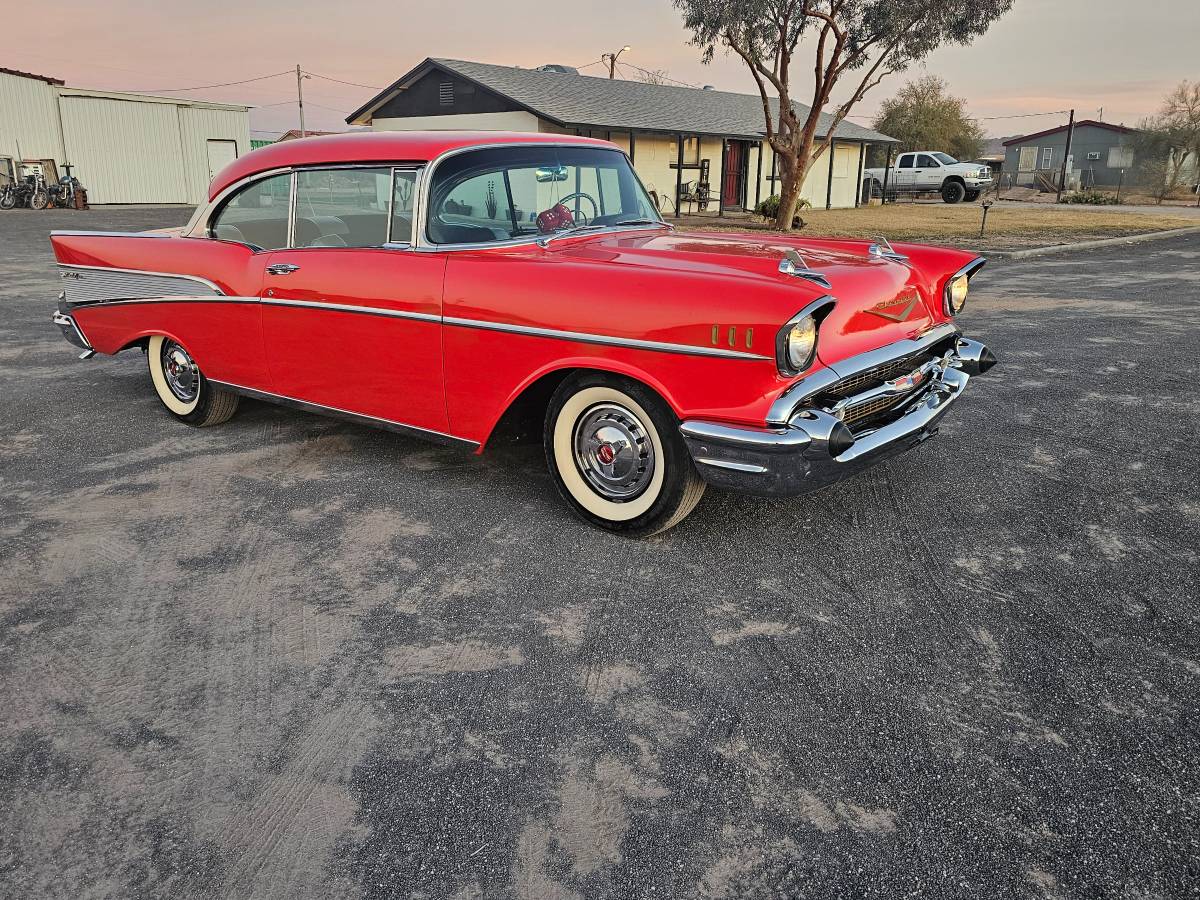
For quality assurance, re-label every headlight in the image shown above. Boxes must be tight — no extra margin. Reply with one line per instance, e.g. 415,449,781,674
779,314,818,374
946,274,969,315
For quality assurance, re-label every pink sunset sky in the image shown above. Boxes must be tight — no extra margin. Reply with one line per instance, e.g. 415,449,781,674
11,0,1198,139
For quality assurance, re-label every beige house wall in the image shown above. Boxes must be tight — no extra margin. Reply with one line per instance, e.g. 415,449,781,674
371,113,871,210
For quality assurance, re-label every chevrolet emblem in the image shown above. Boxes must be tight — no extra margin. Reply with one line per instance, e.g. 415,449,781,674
866,290,920,322
886,367,926,392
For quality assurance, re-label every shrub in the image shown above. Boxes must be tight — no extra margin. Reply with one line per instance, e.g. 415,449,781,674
1062,190,1120,205
755,195,812,219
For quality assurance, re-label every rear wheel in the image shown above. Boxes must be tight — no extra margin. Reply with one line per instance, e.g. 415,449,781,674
544,373,705,537
941,181,966,204
147,335,239,427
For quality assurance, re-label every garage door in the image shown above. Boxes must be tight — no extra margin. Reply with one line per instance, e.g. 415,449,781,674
59,96,189,203
206,139,238,182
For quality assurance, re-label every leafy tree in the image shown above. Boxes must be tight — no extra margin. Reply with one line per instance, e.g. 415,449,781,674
672,0,1014,229
872,75,985,160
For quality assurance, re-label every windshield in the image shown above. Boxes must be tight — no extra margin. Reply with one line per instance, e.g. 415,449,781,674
426,146,661,245
932,153,959,165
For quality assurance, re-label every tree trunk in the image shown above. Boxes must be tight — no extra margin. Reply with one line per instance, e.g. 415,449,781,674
773,153,810,230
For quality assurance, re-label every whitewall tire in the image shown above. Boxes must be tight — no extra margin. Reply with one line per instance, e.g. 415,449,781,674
545,373,705,536
147,335,239,427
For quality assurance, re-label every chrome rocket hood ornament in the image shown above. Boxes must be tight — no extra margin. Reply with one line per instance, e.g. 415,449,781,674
867,236,909,263
778,249,832,289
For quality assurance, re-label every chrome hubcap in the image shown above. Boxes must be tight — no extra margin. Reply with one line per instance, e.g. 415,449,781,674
161,340,198,402
572,403,655,501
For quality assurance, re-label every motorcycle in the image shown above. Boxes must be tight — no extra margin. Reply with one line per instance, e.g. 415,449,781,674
0,174,50,210
48,175,83,209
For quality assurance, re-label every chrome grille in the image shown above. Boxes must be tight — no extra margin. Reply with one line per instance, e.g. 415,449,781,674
822,351,932,400
841,394,908,430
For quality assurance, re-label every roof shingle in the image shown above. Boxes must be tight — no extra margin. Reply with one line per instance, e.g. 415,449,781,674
350,58,897,144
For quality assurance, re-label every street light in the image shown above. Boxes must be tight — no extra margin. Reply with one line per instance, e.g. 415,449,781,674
603,45,631,79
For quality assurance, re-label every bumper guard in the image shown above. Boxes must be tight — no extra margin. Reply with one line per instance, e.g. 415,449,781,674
680,334,996,496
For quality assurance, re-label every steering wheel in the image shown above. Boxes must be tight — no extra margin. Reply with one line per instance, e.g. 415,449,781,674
554,192,599,226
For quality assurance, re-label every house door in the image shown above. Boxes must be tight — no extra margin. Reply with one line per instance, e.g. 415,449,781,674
206,140,238,182
723,141,745,208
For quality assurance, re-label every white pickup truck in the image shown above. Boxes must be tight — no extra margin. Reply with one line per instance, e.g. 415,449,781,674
864,152,993,204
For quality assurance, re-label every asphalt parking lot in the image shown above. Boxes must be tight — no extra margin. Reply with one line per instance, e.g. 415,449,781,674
2,208,1197,900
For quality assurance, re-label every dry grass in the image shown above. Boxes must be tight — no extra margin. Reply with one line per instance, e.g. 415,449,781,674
681,203,1197,250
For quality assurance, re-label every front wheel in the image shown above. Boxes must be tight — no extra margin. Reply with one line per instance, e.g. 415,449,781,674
0,190,16,210
147,335,239,426
545,373,705,537
941,181,966,204
29,189,49,210
965,189,981,202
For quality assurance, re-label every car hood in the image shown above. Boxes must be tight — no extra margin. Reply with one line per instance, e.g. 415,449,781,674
555,229,943,364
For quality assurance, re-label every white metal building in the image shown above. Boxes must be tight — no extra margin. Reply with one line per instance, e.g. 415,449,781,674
1,66,250,204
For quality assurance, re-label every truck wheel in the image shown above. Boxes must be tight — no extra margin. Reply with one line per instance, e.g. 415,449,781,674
147,335,239,427
942,181,966,204
965,189,981,202
545,372,705,537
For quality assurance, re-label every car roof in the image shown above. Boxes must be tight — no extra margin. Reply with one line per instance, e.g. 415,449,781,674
208,130,617,199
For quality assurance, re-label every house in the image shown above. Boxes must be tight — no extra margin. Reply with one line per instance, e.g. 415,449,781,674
346,58,898,215
0,66,249,204
1003,120,1138,190
275,129,340,142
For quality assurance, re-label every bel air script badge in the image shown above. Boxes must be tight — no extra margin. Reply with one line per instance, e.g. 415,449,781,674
866,289,921,322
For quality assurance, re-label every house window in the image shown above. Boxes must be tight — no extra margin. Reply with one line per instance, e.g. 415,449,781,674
439,82,454,106
1086,152,1101,160
1041,147,1054,169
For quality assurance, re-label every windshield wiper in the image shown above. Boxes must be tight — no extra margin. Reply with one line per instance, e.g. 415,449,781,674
611,218,668,228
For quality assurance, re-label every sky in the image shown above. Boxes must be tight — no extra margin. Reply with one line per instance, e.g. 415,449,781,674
10,0,1198,139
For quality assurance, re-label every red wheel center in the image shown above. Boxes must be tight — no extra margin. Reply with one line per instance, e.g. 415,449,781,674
597,443,616,464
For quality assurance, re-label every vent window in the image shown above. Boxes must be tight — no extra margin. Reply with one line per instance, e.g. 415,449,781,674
439,82,454,106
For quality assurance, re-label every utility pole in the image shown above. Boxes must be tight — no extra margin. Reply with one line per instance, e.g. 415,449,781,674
1056,108,1075,202
296,64,307,137
603,45,631,79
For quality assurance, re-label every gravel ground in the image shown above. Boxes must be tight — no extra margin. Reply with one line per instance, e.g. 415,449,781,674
1,208,1198,900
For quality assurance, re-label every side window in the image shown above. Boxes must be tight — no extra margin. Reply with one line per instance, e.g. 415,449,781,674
916,154,937,167
898,154,914,169
1041,147,1054,169
210,173,291,250
294,167,390,248
390,170,417,244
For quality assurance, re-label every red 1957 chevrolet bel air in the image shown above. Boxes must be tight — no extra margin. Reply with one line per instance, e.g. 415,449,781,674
51,131,995,536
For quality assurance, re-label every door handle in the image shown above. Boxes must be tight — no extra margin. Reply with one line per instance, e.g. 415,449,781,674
266,263,300,275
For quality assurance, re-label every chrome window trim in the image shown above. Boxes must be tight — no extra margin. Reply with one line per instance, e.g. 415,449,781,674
188,163,425,253
415,141,664,252
58,263,225,296
442,316,770,361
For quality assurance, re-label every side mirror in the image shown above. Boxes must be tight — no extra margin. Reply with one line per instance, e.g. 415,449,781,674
535,166,569,183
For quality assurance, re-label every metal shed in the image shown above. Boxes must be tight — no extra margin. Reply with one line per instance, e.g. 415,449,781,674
1,68,250,205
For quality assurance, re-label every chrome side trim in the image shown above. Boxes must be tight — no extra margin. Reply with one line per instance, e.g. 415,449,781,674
72,295,260,308
58,264,225,304
50,230,175,239
262,298,440,323
442,317,771,361
766,322,960,425
207,380,477,449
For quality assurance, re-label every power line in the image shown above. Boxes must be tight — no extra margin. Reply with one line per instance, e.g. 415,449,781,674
302,70,384,91
115,70,294,94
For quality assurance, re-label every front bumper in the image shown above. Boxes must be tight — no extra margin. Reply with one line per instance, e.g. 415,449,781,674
53,296,95,358
680,331,996,497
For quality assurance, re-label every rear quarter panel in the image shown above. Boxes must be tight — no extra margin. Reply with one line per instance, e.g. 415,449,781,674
53,234,270,389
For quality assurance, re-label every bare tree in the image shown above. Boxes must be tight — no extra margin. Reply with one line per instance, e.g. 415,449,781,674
637,68,674,85
1135,81,1200,203
672,0,1014,229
